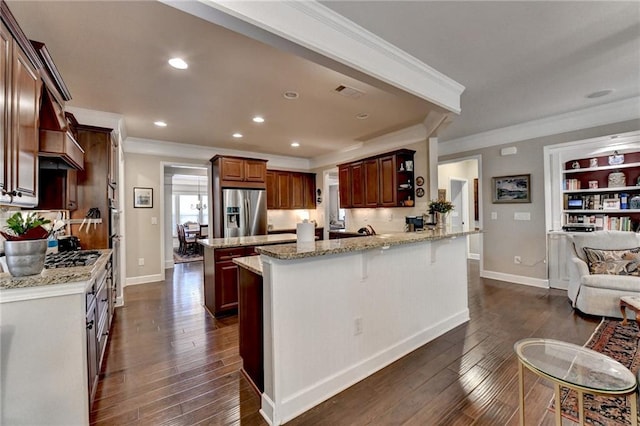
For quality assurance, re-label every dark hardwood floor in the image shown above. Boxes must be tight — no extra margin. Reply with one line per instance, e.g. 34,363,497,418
91,260,601,425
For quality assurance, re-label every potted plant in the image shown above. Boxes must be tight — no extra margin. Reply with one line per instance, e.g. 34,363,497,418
1,212,58,276
428,199,454,229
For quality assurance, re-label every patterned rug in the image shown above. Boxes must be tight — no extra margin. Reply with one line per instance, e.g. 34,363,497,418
173,248,203,264
550,319,639,425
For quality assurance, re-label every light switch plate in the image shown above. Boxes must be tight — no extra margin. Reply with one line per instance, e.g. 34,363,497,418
151,217,158,225
514,212,531,221
491,212,497,220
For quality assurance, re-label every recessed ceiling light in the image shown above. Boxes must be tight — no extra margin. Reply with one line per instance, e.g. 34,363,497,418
253,116,265,123
356,113,370,120
168,58,188,70
154,121,167,127
232,133,243,138
283,91,299,100
586,89,613,99
291,142,300,148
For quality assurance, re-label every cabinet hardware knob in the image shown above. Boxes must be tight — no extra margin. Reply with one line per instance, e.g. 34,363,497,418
101,298,108,302
102,331,109,336
86,320,94,329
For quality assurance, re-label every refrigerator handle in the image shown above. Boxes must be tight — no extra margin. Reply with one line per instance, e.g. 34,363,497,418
245,197,250,235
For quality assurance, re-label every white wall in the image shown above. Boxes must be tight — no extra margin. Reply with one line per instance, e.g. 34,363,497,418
440,119,640,286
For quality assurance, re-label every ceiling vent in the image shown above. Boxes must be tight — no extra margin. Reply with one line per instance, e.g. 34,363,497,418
334,85,364,99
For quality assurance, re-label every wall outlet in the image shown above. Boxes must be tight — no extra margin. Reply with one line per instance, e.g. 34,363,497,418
151,217,158,225
138,258,145,266
514,256,521,264
354,317,363,335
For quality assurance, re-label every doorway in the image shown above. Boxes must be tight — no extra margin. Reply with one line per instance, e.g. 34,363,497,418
162,164,209,269
449,178,469,230
438,156,481,261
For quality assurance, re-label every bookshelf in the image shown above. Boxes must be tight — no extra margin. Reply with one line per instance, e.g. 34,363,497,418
562,152,640,231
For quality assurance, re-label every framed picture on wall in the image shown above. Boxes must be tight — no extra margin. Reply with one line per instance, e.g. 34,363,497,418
492,174,531,203
133,187,153,208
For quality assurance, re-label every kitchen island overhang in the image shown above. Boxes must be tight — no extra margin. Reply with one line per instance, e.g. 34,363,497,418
255,229,479,425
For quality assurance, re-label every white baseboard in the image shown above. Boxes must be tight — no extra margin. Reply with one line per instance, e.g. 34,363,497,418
125,274,163,287
468,253,480,260
260,394,276,426
481,270,549,288
271,309,470,425
115,296,124,307
165,259,175,269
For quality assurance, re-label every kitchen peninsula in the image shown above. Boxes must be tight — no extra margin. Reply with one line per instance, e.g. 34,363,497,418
237,229,479,425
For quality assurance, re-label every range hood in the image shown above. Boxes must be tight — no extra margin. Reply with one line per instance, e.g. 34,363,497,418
39,88,84,170
33,40,84,170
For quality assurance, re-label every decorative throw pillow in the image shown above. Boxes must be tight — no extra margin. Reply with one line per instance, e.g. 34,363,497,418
582,247,640,276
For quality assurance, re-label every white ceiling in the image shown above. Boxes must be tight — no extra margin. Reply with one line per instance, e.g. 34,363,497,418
7,1,640,160
321,1,640,141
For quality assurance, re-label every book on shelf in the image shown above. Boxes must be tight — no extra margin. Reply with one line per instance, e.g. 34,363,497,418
564,214,636,231
564,179,581,190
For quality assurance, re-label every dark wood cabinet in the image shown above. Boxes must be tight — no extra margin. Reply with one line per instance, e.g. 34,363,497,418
245,159,267,182
379,155,396,206
364,159,379,207
275,171,290,209
266,170,276,209
338,149,415,208
266,169,316,210
108,132,117,189
37,168,77,211
71,125,114,250
215,260,240,313
351,162,365,207
303,173,316,209
338,165,351,208
204,246,255,316
238,266,264,392
290,172,304,209
212,155,267,188
0,17,41,208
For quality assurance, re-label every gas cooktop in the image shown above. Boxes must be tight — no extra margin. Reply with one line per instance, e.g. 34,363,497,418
44,250,102,269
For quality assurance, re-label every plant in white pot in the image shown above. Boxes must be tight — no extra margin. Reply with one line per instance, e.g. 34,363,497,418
1,212,62,276
428,199,454,230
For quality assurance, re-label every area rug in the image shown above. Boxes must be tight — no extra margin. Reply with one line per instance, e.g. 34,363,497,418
173,248,203,264
549,319,639,425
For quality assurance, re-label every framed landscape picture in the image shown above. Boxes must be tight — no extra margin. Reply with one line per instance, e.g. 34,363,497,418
133,187,153,208
492,174,531,203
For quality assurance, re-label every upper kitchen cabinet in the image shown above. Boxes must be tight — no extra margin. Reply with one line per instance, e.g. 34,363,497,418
338,149,415,208
212,155,267,189
266,170,316,210
0,4,42,207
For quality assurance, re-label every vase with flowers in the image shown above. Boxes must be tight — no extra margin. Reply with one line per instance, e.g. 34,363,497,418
1,212,63,276
428,199,454,230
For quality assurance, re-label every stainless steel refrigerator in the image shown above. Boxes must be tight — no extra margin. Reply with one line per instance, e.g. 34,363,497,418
221,189,267,237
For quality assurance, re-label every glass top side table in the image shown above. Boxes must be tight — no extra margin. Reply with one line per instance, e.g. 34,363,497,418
514,338,637,426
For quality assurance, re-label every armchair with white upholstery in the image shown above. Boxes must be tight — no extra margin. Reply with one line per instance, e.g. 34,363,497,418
567,230,640,318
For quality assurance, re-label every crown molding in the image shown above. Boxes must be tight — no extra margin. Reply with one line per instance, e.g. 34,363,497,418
66,106,127,139
181,0,463,114
310,124,427,169
124,137,311,171
439,96,640,156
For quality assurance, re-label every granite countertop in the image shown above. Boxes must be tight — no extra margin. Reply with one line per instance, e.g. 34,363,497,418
233,255,263,276
198,234,297,249
257,229,481,260
0,249,112,291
